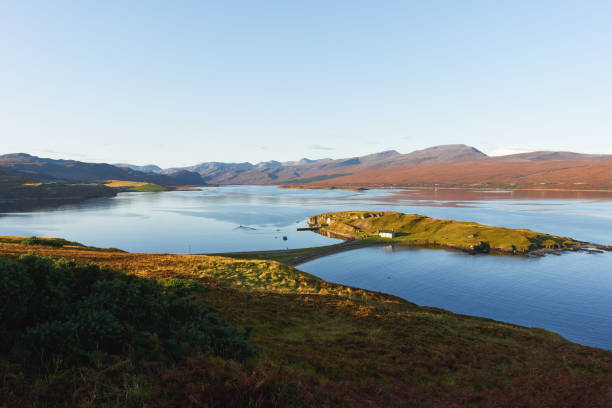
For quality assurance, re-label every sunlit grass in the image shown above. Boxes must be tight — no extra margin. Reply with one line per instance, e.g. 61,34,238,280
104,180,166,192
2,236,612,406
313,211,585,252
105,180,150,187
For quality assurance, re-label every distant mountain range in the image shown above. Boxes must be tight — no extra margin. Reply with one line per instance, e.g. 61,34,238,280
0,153,205,186
2,144,612,190
113,163,164,174
115,145,488,184
110,144,612,190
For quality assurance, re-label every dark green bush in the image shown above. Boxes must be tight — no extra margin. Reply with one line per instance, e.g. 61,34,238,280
0,255,256,365
157,277,205,294
19,236,72,247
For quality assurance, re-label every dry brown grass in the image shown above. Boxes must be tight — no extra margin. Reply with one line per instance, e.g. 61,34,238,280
2,238,612,407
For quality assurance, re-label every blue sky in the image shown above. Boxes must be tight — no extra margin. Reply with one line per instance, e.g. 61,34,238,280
1,1,611,167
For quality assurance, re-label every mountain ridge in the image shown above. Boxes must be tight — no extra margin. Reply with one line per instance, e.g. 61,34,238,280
0,153,206,186
3,144,612,190
150,144,488,185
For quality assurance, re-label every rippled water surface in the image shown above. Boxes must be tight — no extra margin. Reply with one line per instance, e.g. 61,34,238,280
2,186,612,349
2,186,612,251
300,246,612,350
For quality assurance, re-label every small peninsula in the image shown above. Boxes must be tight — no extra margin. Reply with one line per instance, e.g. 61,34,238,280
309,211,611,254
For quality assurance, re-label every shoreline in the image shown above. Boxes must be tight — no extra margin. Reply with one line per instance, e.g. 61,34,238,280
206,236,612,267
205,239,378,266
278,184,612,193
0,183,210,213
310,211,612,256
3,237,612,406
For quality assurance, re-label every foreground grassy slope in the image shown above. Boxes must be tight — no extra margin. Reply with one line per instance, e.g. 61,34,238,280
310,211,602,253
2,239,612,407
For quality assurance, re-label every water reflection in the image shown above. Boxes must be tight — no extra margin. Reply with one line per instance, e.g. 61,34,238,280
299,245,612,350
1,186,612,252
3,185,612,350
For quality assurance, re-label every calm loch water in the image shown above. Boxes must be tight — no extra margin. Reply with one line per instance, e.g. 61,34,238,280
300,246,612,350
1,186,612,349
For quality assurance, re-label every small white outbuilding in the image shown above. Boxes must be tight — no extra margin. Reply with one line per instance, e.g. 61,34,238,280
379,230,395,238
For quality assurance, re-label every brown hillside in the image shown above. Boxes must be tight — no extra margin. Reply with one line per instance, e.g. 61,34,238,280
307,159,612,190
2,239,612,407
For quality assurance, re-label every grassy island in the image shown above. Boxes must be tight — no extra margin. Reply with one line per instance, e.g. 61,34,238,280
1,237,612,407
309,211,611,254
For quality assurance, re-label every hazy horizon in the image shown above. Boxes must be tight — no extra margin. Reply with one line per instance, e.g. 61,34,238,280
2,1,612,167
3,142,612,169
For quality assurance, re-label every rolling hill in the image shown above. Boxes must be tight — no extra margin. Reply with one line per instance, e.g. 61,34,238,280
113,163,163,173
0,165,118,211
152,144,489,185
304,158,612,190
0,153,205,186
126,144,612,190
5,145,612,191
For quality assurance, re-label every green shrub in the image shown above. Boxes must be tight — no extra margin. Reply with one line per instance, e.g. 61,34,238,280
157,277,205,294
0,255,256,365
19,236,79,247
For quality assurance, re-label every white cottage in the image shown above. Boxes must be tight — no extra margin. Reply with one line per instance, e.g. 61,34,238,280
379,230,395,238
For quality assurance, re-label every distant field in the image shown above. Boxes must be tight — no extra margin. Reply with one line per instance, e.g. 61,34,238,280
105,180,167,191
104,180,150,187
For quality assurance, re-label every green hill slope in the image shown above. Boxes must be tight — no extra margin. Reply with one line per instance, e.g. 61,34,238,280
1,239,612,406
309,211,611,253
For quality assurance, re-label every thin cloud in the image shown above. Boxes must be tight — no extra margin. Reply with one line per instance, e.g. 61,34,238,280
489,147,534,157
32,149,101,161
244,144,269,151
310,144,335,151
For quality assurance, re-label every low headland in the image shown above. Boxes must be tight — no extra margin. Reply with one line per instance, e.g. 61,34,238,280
208,239,373,266
308,211,612,255
2,235,612,406
0,174,190,212
208,211,612,269
0,178,118,212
